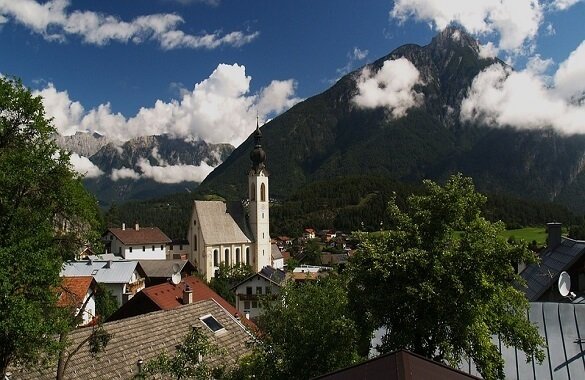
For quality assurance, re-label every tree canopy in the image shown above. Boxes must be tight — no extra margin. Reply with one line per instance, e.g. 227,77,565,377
0,76,102,375
347,174,545,380
229,276,360,380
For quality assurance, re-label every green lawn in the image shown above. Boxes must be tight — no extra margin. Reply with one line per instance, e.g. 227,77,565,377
500,227,547,245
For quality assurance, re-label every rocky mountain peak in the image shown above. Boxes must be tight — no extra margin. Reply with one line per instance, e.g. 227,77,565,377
430,26,480,54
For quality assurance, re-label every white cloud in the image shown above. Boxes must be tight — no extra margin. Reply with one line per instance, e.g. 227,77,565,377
137,158,215,183
110,167,141,181
352,58,424,118
69,153,103,178
553,40,585,101
526,54,554,75
36,63,301,146
460,58,585,134
336,46,370,77
0,0,258,49
390,0,543,53
549,0,581,10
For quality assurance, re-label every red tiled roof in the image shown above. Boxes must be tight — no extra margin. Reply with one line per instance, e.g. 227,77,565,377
58,276,95,308
142,276,257,330
108,226,171,245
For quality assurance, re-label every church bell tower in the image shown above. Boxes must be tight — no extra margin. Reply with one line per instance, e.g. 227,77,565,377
248,119,271,272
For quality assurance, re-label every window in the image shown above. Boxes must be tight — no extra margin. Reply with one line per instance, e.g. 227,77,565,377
193,235,197,251
250,184,255,201
236,248,241,264
170,245,174,251
262,212,264,219
180,244,183,250
246,286,252,295
244,301,250,310
200,315,224,333
118,247,121,255
246,247,250,264
252,301,258,308
160,245,164,250
129,247,133,253
193,219,197,226
265,286,271,295
142,246,145,251
213,249,219,266
152,245,155,251
224,248,230,265
260,183,266,201
256,286,262,295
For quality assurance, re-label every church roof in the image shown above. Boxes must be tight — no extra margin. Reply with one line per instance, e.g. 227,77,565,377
194,200,253,245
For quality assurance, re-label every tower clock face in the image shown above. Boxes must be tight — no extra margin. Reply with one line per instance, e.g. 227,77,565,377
260,204,266,211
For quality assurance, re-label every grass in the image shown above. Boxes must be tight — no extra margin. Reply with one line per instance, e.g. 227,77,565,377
500,227,547,246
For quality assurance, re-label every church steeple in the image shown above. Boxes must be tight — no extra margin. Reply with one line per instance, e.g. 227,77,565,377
250,117,266,173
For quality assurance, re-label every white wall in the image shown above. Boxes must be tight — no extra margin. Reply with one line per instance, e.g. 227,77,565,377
122,244,166,260
234,275,280,320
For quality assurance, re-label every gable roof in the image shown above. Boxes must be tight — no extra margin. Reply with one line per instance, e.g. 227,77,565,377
61,260,143,284
16,299,253,379
520,237,585,301
193,200,253,245
271,243,283,260
139,259,195,279
58,276,95,309
107,226,171,245
231,266,287,291
316,350,480,380
108,276,257,330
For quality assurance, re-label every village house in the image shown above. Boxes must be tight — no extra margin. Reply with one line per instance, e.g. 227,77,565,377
231,266,286,320
58,276,97,327
167,238,190,260
61,259,146,306
138,259,196,286
303,228,316,239
103,222,171,260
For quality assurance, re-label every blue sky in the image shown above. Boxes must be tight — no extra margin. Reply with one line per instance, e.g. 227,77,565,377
1,1,584,177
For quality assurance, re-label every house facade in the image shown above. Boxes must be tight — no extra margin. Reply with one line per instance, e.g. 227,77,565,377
187,122,273,281
103,223,171,260
58,276,97,326
232,266,286,320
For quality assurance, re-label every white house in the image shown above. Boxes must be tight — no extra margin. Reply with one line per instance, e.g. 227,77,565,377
187,122,274,281
103,223,171,260
231,266,286,320
61,260,146,306
58,276,97,326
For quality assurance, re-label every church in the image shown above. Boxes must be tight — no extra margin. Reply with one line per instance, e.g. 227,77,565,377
187,122,273,281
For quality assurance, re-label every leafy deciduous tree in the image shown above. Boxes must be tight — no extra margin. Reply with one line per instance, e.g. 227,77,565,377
0,76,102,376
347,174,545,380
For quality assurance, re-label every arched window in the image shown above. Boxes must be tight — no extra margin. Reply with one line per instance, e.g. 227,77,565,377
224,248,230,265
250,184,256,201
260,183,266,201
213,249,219,266
193,235,197,251
246,247,250,264
236,248,241,264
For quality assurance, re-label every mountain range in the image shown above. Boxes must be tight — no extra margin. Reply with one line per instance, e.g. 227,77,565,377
199,27,585,213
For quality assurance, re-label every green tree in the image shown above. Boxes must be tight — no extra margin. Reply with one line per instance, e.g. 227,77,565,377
302,238,323,265
95,283,118,321
231,276,360,379
208,263,253,305
139,326,223,380
0,77,102,376
347,174,545,380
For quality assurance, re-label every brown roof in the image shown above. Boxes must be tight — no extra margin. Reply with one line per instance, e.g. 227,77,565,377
315,350,481,380
57,276,95,309
110,276,257,330
107,226,171,245
15,299,253,379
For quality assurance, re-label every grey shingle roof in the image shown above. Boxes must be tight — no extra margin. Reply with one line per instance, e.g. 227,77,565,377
16,299,253,379
521,238,585,301
194,201,253,245
271,243,283,260
461,302,585,379
139,260,191,278
61,261,141,284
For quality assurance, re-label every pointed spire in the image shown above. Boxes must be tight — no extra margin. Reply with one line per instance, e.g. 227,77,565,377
250,116,266,172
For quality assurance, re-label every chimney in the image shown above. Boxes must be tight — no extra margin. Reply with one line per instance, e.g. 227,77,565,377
135,221,139,231
104,260,112,269
182,284,193,305
547,222,562,250
122,223,126,231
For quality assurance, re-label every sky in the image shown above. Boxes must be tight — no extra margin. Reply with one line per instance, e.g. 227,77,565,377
1,0,584,182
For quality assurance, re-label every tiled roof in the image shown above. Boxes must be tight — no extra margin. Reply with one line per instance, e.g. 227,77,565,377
110,276,257,330
139,260,194,278
61,260,142,284
194,201,253,245
58,276,95,308
520,237,585,301
15,299,253,379
460,302,585,379
108,226,171,245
